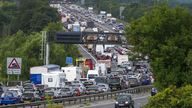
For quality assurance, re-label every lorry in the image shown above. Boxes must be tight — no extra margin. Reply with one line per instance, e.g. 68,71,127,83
96,45,104,54
87,44,93,52
72,22,80,32
95,63,107,76
117,54,129,67
30,64,61,85
98,60,111,73
41,72,66,88
61,66,82,82
107,35,118,42
84,28,97,42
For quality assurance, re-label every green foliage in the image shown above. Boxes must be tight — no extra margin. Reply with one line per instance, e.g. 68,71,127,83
0,0,59,36
126,5,192,89
144,85,192,108
0,22,80,80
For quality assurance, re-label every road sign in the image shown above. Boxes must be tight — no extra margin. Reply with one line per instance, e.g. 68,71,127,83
7,57,22,75
66,57,73,65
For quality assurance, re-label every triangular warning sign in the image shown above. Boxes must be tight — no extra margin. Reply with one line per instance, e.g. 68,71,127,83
8,58,20,69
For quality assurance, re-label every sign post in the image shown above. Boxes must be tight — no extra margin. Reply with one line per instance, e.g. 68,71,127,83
7,57,22,80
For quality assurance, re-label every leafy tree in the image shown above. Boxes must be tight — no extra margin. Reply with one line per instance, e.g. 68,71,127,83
126,5,192,89
144,85,192,108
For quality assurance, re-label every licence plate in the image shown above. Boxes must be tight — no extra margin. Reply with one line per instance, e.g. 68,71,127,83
24,101,30,103
119,104,124,106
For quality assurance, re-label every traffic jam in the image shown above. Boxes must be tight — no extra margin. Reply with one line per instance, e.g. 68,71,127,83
0,1,155,106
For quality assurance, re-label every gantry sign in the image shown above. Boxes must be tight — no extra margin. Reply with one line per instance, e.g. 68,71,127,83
54,31,126,44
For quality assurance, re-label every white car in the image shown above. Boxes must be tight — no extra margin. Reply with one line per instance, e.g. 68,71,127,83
8,88,23,97
97,83,110,92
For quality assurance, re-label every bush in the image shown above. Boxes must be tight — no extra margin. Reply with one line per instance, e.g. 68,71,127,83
143,85,192,108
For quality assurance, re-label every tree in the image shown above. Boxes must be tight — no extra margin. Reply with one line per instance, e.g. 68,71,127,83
126,5,192,89
143,85,192,108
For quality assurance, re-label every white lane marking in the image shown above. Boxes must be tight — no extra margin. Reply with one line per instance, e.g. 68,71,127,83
78,44,97,63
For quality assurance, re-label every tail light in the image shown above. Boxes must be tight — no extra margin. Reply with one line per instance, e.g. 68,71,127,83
41,96,45,100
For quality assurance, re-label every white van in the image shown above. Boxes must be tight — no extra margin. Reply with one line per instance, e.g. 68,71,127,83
87,70,99,80
61,66,82,82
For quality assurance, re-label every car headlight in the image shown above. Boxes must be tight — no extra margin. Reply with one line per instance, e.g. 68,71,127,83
125,101,129,104
115,101,118,104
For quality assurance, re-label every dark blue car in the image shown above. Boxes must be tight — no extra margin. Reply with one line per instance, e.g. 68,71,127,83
140,75,151,85
0,91,22,105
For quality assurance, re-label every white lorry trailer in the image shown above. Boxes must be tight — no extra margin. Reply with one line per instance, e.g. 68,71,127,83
41,72,66,88
95,63,107,76
61,66,82,81
117,54,129,66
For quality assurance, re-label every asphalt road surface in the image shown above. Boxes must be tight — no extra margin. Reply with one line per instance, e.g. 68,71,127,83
85,95,149,108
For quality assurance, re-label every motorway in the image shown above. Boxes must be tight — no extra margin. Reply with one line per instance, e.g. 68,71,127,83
64,94,149,108
86,95,149,108
61,4,148,108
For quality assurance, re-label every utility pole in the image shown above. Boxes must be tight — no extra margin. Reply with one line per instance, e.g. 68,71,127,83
41,31,49,65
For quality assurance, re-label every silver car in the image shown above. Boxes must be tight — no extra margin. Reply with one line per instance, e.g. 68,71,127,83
97,83,110,92
60,87,74,97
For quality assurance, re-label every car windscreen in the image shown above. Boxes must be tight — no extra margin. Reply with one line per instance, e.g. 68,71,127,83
108,77,120,83
61,88,70,92
2,92,14,97
87,86,98,90
44,92,54,96
128,78,138,82
36,85,44,90
65,82,72,86
23,84,33,88
95,77,107,83
98,85,105,87
88,74,98,79
117,95,131,101
23,93,34,97
71,85,80,88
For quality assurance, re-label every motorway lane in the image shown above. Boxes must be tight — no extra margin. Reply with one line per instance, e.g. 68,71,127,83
85,95,149,108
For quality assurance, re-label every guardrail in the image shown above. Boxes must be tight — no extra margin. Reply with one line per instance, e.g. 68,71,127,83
0,85,152,108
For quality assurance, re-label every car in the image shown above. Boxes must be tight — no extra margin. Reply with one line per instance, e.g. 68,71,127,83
65,81,73,86
151,87,157,96
43,90,59,100
22,92,41,102
0,87,4,96
83,80,96,88
60,87,74,97
23,83,36,91
85,85,101,95
115,94,134,108
97,83,110,92
36,84,48,92
7,88,23,97
140,75,151,85
128,77,141,87
71,84,86,95
0,91,23,105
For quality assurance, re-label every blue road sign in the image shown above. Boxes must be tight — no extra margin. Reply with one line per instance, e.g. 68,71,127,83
66,57,73,64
